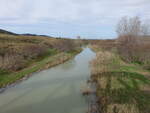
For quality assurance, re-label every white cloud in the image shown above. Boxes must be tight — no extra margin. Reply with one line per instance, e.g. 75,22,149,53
0,0,149,23
0,0,149,37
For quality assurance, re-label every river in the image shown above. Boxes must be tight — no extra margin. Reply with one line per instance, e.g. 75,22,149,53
0,48,95,113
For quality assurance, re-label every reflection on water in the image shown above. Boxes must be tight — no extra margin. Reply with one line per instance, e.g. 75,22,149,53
0,48,95,113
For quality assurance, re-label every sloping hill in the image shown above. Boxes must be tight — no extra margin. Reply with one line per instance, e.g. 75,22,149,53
0,29,18,35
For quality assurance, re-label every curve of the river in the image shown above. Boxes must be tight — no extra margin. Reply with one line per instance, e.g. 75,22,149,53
0,48,95,113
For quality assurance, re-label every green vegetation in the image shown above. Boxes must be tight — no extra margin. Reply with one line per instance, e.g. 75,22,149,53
88,16,150,113
90,48,150,113
0,31,82,88
0,52,79,88
116,17,150,70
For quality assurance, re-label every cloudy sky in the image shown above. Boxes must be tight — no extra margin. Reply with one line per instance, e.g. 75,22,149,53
0,0,149,39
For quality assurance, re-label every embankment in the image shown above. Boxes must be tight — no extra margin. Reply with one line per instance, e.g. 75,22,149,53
89,46,150,113
0,49,81,90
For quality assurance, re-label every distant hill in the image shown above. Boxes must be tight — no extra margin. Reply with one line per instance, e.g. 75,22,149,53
21,33,39,36
21,33,52,37
0,29,18,35
0,28,52,38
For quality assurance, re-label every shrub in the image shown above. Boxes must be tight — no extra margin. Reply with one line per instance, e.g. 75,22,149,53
116,16,150,69
0,52,26,71
0,43,49,71
52,39,76,52
22,44,48,60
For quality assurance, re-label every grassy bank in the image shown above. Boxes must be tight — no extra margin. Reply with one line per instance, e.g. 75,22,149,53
0,49,81,88
0,31,82,88
90,47,150,113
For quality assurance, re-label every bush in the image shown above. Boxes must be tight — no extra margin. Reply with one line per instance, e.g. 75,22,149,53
0,43,49,71
116,16,150,69
0,52,26,71
22,44,49,60
52,39,76,52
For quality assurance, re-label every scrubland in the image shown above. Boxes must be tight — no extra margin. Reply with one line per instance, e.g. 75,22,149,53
89,16,150,113
0,33,81,88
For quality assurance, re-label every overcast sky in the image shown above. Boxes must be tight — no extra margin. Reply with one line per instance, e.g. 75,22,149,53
0,0,149,39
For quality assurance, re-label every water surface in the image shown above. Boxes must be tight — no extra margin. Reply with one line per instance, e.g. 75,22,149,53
0,48,95,113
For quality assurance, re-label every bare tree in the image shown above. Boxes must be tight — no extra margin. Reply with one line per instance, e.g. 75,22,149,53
116,16,129,37
116,16,150,64
116,16,141,37
117,16,150,37
76,36,82,47
116,16,141,62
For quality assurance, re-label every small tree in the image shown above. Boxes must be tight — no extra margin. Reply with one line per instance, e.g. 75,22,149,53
116,16,141,37
77,36,82,47
77,36,81,39
116,16,150,37
116,16,150,63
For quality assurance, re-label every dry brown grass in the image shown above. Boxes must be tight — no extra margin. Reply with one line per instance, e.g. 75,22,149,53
91,51,118,75
90,39,117,51
90,50,150,113
117,35,150,69
0,34,78,71
0,42,49,71
0,33,81,88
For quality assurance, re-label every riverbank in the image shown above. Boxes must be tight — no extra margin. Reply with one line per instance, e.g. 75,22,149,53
0,31,82,90
0,48,95,113
89,46,150,113
0,48,82,89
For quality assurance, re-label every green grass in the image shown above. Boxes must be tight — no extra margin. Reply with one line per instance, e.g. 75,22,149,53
67,47,82,55
97,71,150,113
0,49,80,88
24,48,58,66
0,69,10,75
91,49,150,113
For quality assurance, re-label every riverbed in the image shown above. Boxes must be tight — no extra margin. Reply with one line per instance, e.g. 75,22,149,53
0,48,95,113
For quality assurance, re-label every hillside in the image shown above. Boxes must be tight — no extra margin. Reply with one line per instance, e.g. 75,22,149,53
0,29,18,35
0,29,81,88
